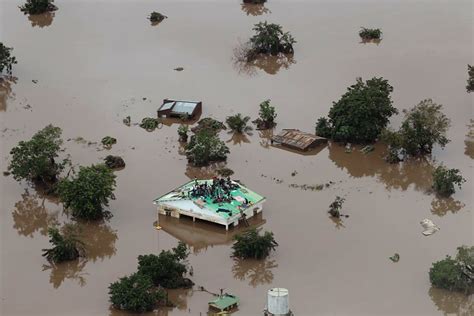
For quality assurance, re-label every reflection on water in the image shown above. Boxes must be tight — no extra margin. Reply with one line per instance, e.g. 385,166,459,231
0,77,15,111
429,287,473,316
431,197,465,217
330,216,346,229
233,52,296,76
28,12,55,28
74,221,118,262
465,120,474,159
12,190,59,237
360,38,382,45
185,162,227,179
167,288,192,311
241,4,271,16
42,259,88,288
42,221,117,288
159,213,266,254
328,143,434,192
258,129,273,149
226,132,251,146
232,257,277,287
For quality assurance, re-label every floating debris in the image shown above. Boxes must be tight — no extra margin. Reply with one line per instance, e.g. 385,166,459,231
32,79,38,84
3,171,10,176
389,253,400,262
123,116,131,126
328,196,345,218
345,143,352,153
360,145,374,154
174,67,184,71
291,170,297,177
420,219,440,236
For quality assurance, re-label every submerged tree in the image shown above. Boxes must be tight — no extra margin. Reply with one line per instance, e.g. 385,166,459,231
109,272,166,312
253,99,277,129
232,228,278,259
8,125,69,187
0,43,17,75
243,0,267,3
316,77,397,143
429,246,474,294
137,242,192,289
226,113,252,133
101,136,117,149
359,27,382,40
432,165,465,197
467,65,474,93
382,99,450,158
20,0,57,15
191,117,226,134
58,164,116,220
185,130,229,166
104,155,125,169
42,225,84,263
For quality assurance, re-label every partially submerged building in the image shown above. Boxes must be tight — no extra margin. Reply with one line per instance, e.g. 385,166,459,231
157,99,202,119
271,129,327,151
153,179,266,230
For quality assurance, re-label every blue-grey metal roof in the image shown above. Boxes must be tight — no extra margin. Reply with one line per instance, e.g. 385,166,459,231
172,101,198,115
159,101,175,111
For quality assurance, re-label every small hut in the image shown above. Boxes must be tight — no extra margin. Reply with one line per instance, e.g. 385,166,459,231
208,294,239,313
157,99,202,119
271,129,327,151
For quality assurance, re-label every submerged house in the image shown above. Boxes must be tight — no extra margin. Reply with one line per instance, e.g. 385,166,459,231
271,129,327,151
157,99,202,119
153,179,266,230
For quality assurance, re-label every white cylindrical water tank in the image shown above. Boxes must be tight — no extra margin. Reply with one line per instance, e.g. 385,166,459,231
267,288,290,315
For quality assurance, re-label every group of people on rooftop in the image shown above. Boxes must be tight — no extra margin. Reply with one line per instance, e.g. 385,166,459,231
190,177,241,204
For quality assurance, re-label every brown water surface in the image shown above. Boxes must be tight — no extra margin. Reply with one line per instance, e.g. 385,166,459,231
1,1,472,315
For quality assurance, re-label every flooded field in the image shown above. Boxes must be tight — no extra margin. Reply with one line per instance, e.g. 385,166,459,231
1,0,472,315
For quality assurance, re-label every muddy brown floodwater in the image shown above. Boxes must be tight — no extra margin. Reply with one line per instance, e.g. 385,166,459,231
1,1,473,315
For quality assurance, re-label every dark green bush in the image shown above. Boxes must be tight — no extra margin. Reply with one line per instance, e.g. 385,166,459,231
140,117,160,131
467,65,474,93
58,164,116,220
20,0,57,15
432,165,465,197
315,117,332,138
232,228,278,259
137,242,192,289
429,246,473,293
317,77,396,143
359,27,382,40
0,43,17,75
226,113,252,133
104,155,125,169
254,99,277,129
185,130,229,166
191,117,226,134
42,225,84,263
328,196,345,218
109,272,166,312
8,125,69,186
149,12,167,23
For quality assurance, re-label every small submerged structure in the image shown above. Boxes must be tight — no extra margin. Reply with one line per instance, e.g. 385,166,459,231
271,129,327,152
157,99,202,119
153,178,266,230
208,293,239,313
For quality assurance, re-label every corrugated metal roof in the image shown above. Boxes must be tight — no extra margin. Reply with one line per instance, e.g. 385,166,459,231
272,129,326,150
